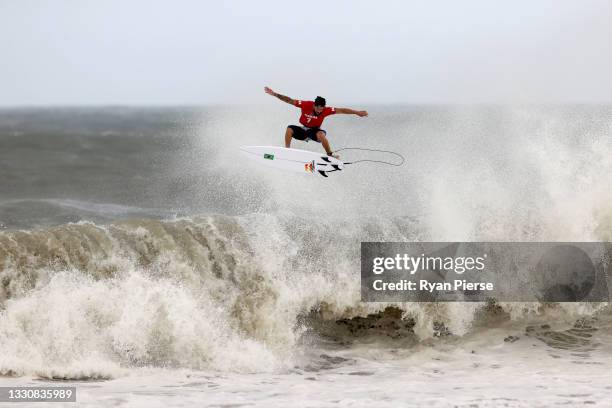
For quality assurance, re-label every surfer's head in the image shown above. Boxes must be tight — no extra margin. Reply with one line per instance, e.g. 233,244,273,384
314,96,326,114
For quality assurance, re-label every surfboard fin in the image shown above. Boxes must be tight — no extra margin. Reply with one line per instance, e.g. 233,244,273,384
332,164,341,171
320,156,331,163
318,170,329,177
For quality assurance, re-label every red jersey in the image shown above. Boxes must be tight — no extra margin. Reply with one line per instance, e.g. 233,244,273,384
293,100,336,128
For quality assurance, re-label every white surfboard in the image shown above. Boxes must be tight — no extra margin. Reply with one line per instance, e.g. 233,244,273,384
239,146,344,177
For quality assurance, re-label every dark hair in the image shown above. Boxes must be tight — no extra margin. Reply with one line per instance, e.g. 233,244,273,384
314,96,326,107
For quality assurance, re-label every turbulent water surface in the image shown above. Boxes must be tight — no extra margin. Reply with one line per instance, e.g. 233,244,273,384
0,106,611,407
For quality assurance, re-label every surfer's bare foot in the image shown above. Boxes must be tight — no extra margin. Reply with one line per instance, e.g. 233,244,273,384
330,153,340,160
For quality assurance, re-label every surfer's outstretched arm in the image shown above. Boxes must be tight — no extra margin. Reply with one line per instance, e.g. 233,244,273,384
335,108,368,117
264,86,295,105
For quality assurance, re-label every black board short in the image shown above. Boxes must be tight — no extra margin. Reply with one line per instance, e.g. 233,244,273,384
287,125,326,143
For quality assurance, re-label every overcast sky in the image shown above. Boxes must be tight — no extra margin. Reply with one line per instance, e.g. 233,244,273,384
1,0,611,106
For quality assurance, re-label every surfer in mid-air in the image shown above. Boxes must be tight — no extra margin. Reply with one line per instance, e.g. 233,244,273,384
264,86,368,159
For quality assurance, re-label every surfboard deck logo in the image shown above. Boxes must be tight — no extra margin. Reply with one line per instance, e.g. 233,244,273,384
305,161,315,173
263,153,274,160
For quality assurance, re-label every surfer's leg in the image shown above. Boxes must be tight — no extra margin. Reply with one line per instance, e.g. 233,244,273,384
285,127,293,147
316,131,333,155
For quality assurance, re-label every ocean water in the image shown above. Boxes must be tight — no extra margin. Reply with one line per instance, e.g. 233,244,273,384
0,106,611,407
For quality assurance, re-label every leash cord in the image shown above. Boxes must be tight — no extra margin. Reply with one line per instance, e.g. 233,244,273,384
332,147,405,166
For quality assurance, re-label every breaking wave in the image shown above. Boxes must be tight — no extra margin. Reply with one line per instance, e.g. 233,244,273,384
1,211,611,379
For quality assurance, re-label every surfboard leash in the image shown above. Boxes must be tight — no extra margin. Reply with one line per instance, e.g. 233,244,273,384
332,147,405,167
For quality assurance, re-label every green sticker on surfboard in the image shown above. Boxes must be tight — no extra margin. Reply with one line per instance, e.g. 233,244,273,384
263,153,274,160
